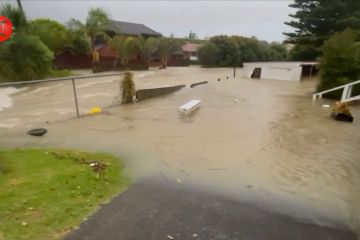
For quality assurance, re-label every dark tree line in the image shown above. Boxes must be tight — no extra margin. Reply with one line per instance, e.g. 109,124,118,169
198,35,288,67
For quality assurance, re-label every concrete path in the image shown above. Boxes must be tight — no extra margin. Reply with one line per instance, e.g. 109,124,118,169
64,179,356,240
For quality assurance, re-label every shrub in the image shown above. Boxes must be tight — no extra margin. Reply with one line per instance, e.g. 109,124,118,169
0,34,54,81
318,29,360,99
121,71,135,104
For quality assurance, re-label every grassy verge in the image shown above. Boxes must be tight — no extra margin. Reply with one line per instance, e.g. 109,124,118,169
0,148,129,240
49,69,74,78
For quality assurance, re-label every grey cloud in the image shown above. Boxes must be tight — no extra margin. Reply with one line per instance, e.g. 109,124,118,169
6,0,296,42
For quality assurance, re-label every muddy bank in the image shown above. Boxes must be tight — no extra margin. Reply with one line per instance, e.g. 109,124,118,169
0,67,359,232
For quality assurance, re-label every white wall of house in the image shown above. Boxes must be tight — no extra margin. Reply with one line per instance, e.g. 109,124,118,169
243,62,303,82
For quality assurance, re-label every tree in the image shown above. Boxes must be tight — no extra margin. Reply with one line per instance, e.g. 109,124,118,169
0,3,27,35
209,35,240,66
284,0,360,59
188,31,198,40
0,4,54,81
269,42,288,61
198,35,288,67
198,42,220,66
158,37,182,68
29,19,71,54
288,44,320,61
110,36,139,67
121,71,135,104
318,29,360,98
67,8,110,60
137,37,159,68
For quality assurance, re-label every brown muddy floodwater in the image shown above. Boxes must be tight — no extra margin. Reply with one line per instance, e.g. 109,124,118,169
0,66,359,232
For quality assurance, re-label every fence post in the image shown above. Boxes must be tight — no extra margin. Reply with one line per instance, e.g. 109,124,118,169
341,85,349,102
346,85,353,99
233,68,236,78
71,79,80,118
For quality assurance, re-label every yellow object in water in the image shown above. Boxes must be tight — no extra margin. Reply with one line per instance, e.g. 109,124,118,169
90,106,102,114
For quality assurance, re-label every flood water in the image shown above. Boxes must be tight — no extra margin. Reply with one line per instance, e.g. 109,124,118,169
0,67,359,233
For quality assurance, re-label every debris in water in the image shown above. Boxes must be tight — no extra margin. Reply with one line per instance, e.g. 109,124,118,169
89,106,102,114
167,234,175,239
179,100,201,114
207,168,226,171
28,128,47,136
234,99,240,103
322,104,330,108
192,233,198,237
176,178,182,183
331,102,354,122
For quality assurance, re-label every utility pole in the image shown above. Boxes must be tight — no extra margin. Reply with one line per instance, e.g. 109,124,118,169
16,0,24,12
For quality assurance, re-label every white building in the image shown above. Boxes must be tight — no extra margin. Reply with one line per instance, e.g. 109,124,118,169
243,62,318,82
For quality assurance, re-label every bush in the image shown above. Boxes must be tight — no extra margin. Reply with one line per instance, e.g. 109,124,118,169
0,34,54,81
318,29,360,99
29,19,71,54
198,42,220,66
121,71,136,104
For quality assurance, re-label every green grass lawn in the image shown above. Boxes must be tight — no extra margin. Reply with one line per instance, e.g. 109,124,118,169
0,149,129,240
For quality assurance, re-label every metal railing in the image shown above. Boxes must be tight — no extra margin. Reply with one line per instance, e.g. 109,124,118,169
312,79,360,103
0,73,124,118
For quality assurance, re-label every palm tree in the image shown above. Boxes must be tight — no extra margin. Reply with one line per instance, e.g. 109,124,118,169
110,36,139,67
158,37,182,68
67,8,110,62
137,37,159,69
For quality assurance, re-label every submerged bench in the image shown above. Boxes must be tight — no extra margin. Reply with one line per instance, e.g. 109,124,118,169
179,100,201,114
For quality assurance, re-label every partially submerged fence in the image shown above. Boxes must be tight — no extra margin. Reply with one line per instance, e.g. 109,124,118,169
312,79,360,103
135,85,186,101
0,73,124,118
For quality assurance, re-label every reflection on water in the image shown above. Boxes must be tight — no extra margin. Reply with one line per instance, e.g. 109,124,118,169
0,67,359,232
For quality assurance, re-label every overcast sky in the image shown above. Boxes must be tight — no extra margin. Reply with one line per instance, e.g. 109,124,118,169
5,0,296,42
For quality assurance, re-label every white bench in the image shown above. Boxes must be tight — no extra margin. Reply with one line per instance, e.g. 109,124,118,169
179,100,201,114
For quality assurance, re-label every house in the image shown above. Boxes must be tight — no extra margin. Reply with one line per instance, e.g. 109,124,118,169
242,62,318,82
55,20,161,71
181,43,203,61
94,20,161,70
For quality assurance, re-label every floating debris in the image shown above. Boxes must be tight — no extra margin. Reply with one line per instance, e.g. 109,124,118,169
28,128,47,136
89,106,102,114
